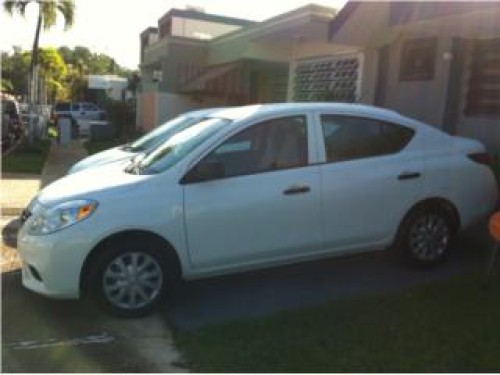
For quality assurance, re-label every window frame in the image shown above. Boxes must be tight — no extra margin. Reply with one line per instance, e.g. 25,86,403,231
181,113,316,184
314,112,415,165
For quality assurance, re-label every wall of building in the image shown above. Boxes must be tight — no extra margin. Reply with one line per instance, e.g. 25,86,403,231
208,37,291,65
136,91,202,131
136,92,158,132
172,17,243,40
163,40,208,92
381,33,453,127
287,41,376,104
378,20,500,152
454,40,500,152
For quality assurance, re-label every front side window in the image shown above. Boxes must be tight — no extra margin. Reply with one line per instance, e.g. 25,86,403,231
71,104,80,111
321,115,414,163
137,118,231,174
200,115,308,178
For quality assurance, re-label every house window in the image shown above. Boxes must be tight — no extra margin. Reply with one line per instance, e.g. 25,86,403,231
293,56,360,102
465,38,500,116
399,37,437,81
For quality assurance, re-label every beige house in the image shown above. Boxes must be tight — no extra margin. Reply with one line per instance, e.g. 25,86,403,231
327,1,500,152
138,9,255,131
137,5,349,130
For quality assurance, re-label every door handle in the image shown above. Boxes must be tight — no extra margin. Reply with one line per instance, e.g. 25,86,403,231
398,172,421,180
283,185,310,195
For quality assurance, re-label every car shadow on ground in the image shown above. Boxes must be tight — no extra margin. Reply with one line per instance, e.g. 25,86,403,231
161,222,496,331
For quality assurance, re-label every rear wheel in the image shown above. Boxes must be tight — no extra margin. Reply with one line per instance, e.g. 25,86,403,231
395,205,456,266
87,238,173,317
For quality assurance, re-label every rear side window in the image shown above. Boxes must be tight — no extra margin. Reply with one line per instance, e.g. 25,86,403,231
320,115,414,163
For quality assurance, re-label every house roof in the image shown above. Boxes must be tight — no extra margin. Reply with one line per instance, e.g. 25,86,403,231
389,1,500,26
158,8,256,27
329,1,500,41
140,27,158,38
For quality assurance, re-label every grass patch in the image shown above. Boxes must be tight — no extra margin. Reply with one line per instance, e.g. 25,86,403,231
176,274,500,372
83,138,129,155
2,139,51,174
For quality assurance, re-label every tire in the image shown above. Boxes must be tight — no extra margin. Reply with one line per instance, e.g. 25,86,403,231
394,205,456,266
87,238,173,318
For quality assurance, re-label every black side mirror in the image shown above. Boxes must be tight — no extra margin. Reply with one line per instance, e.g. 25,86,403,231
181,160,225,184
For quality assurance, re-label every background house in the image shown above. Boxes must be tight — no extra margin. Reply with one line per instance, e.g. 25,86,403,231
328,1,500,152
137,8,255,131
137,5,341,131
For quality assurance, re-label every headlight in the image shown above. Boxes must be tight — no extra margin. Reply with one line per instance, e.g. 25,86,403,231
27,199,98,235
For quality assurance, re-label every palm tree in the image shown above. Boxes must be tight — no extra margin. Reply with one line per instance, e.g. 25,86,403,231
3,0,74,141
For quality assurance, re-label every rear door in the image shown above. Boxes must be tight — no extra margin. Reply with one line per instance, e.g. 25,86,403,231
183,114,323,270
316,113,424,250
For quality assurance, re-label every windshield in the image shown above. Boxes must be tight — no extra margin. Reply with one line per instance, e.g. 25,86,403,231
126,115,204,152
136,117,231,174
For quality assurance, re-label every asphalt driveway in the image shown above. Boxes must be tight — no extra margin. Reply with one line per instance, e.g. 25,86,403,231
163,221,494,331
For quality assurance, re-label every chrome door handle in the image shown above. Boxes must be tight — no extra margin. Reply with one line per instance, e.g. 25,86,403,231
283,185,311,195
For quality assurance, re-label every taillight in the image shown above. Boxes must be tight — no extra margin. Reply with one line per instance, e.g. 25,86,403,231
468,152,492,166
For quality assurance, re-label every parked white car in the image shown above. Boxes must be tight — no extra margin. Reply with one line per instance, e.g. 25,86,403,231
18,103,498,317
68,108,225,174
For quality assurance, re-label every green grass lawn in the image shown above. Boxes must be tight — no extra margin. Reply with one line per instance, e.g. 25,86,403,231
2,139,51,174
176,274,500,372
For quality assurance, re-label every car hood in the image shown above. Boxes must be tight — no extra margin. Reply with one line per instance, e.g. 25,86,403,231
68,146,135,174
38,163,149,206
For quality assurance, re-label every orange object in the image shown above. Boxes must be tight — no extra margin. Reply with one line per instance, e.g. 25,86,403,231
489,212,500,242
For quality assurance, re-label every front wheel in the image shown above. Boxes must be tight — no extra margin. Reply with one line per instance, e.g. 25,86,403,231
88,240,171,317
394,206,456,266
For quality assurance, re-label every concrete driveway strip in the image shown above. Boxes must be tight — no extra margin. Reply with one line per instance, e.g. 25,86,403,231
1,267,188,372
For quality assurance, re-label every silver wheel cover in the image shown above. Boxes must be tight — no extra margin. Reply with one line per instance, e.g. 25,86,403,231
409,214,450,261
102,252,163,310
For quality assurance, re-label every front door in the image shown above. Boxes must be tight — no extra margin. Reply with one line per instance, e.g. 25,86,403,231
183,115,323,269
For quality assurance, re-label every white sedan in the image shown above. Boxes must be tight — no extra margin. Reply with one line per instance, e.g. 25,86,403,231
18,103,498,317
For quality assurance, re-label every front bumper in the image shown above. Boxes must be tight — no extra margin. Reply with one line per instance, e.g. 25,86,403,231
17,223,93,299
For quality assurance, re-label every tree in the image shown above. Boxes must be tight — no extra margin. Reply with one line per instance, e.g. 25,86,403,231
1,47,30,97
3,0,75,143
38,48,68,101
3,1,75,92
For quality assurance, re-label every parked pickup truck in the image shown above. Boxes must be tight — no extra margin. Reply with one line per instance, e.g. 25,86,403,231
54,102,106,122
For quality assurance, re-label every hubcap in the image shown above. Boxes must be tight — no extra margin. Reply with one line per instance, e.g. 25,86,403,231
103,252,163,310
409,214,450,261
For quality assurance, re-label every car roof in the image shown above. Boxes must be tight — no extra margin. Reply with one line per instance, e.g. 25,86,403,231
210,103,402,121
183,107,229,117
207,102,448,136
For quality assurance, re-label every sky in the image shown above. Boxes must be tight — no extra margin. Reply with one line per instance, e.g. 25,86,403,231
1,0,347,70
